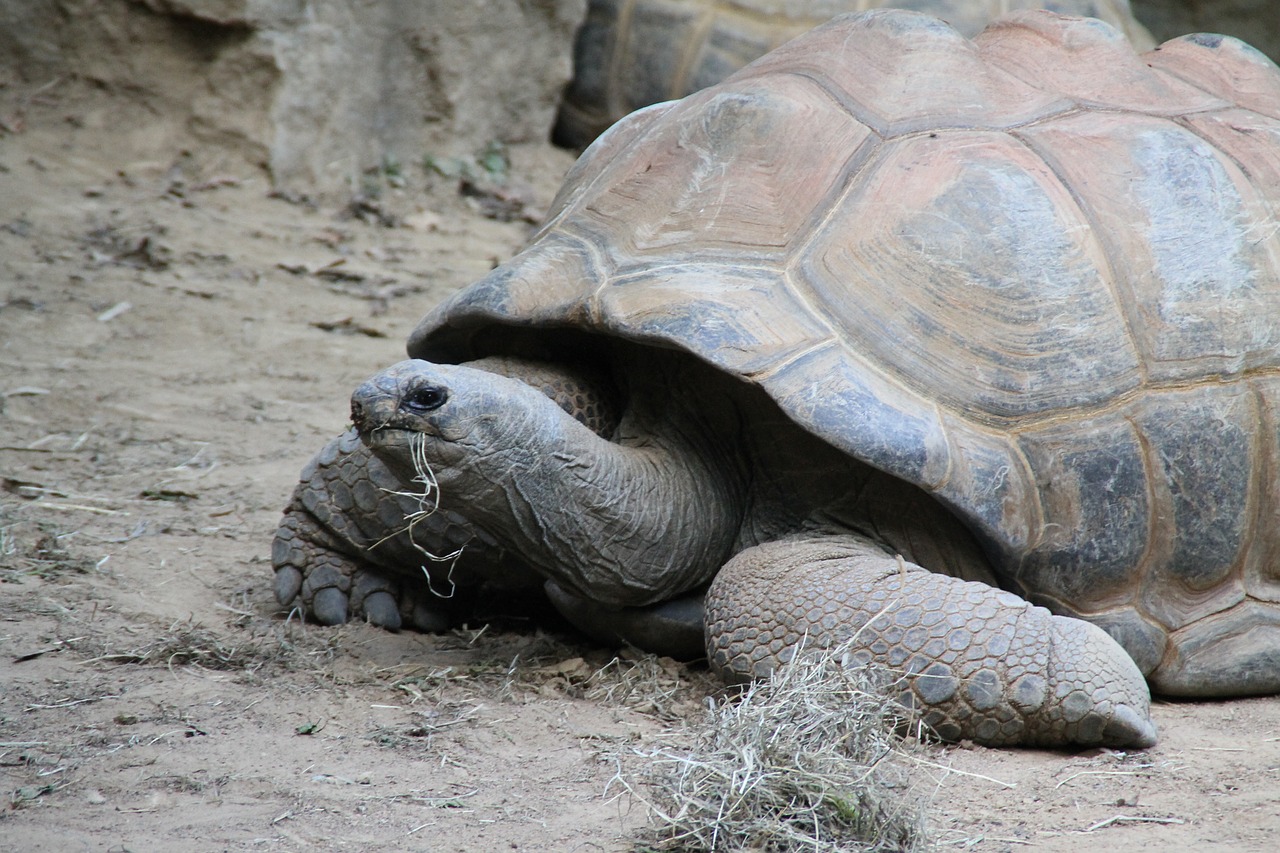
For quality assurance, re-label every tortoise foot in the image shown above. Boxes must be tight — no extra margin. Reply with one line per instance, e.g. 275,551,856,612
706,536,1156,749
273,494,457,631
271,429,492,632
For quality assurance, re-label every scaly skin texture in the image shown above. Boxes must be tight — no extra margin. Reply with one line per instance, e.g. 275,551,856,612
272,429,531,631
349,358,744,609
300,354,1158,749
273,357,619,631
706,537,1156,747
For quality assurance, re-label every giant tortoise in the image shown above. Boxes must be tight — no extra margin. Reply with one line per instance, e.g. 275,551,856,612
555,0,1156,145
274,9,1280,748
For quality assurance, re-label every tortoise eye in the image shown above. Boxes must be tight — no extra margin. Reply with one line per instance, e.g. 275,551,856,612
403,386,448,413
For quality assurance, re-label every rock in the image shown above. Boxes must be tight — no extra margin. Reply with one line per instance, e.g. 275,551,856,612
0,0,587,196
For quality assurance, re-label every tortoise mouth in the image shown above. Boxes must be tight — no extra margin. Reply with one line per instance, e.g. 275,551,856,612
359,423,421,446
351,401,437,436
357,424,452,488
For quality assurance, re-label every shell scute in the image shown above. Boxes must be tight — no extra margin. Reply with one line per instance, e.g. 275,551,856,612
1020,111,1280,382
594,265,835,374
576,74,872,261
976,11,1226,115
1182,109,1280,221
1146,33,1280,121
759,342,948,490
617,0,707,109
792,129,1141,420
929,411,1039,566
541,103,675,234
1244,375,1280,603
737,10,1068,134
1015,413,1150,609
1134,386,1255,604
409,232,606,356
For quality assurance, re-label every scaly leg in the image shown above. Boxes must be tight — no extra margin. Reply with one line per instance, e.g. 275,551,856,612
705,535,1157,748
272,428,536,630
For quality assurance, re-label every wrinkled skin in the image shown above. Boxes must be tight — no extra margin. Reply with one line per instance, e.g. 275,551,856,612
271,356,619,633
275,349,1157,749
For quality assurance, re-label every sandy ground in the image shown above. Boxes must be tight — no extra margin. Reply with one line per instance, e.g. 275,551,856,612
2,86,1280,853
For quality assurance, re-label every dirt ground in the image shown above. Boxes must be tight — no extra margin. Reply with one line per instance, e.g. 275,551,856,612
2,79,1280,853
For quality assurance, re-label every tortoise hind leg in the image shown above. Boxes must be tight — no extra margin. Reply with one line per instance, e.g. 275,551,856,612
705,535,1157,749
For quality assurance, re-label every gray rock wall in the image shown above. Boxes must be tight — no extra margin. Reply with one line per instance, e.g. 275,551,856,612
0,0,587,194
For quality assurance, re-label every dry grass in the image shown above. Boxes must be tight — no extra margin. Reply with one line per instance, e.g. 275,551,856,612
588,653,684,711
613,640,929,852
79,620,271,671
584,650,713,721
387,431,463,553
69,614,337,677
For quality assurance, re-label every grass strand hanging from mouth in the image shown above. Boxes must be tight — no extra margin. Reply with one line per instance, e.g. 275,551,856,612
372,430,465,598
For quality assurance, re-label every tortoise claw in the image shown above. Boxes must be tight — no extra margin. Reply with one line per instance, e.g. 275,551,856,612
312,587,349,626
273,565,303,606
1105,703,1158,749
362,590,403,630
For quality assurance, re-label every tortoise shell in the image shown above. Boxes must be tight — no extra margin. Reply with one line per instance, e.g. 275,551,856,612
412,10,1280,694
555,0,1157,145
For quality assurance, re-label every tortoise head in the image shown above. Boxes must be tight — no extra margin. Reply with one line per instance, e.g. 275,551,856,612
351,360,452,438
349,356,633,549
351,359,567,478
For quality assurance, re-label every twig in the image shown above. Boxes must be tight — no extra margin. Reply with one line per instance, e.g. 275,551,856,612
25,693,122,711
913,757,1017,789
33,502,126,515
1084,815,1185,832
372,431,465,595
1188,746,1246,753
147,729,197,746
944,836,1032,847
381,788,480,805
1055,769,1142,788
13,646,62,662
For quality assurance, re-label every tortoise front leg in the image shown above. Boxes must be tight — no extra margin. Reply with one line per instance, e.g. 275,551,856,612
272,429,534,631
705,535,1157,749
272,356,621,632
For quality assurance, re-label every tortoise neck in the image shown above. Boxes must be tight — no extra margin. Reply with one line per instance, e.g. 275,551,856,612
461,353,748,607
463,355,622,438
